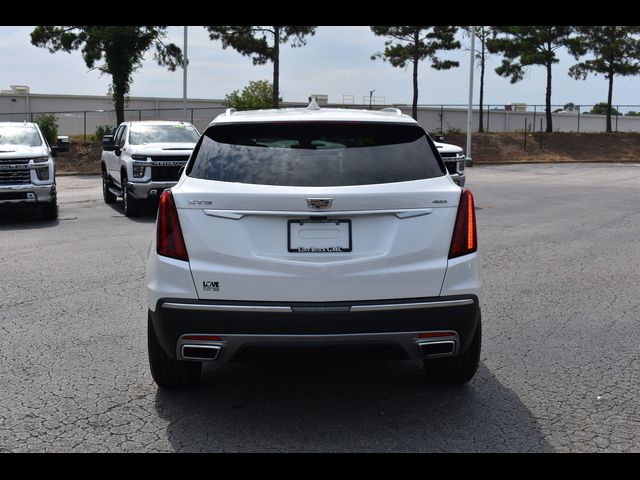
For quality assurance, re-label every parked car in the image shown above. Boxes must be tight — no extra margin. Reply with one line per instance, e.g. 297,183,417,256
101,120,200,216
433,138,466,186
146,104,481,388
0,122,58,220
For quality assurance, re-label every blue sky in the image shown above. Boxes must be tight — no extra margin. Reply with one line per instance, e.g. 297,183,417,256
1,26,639,109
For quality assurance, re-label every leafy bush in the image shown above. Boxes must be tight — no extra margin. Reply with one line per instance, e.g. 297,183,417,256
95,125,115,140
35,114,58,146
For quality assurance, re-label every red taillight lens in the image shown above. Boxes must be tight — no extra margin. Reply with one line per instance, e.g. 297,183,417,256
157,190,189,261
448,188,477,259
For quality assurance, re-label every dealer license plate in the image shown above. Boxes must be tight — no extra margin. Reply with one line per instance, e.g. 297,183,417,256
288,219,352,253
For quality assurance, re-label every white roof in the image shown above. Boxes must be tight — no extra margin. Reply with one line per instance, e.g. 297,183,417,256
125,120,196,126
209,107,416,127
0,121,37,127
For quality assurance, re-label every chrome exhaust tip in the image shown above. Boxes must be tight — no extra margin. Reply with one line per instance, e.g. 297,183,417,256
418,340,457,358
181,344,222,361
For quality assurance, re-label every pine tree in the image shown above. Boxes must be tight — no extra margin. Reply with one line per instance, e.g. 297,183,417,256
371,26,460,120
486,26,575,133
206,26,316,109
567,26,640,132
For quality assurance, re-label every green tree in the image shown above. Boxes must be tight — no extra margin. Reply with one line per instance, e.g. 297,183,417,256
462,26,496,132
371,26,460,120
553,102,578,113
224,80,281,110
567,26,640,132
31,26,183,126
206,26,316,109
589,102,621,116
35,113,58,146
625,111,640,116
486,26,576,132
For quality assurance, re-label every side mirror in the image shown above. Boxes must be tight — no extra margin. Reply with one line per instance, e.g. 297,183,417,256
434,134,445,142
56,135,70,152
114,146,121,156
102,135,115,152
50,145,58,158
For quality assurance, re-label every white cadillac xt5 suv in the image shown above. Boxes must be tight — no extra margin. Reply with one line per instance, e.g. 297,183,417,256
146,103,482,388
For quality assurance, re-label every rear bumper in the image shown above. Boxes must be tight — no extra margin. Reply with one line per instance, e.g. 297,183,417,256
149,295,481,363
0,183,56,206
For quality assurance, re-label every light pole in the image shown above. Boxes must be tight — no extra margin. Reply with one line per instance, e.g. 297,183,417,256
183,26,188,122
465,26,475,167
369,90,375,110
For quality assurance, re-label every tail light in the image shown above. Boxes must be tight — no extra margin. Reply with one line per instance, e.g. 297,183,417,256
448,188,477,259
157,190,189,261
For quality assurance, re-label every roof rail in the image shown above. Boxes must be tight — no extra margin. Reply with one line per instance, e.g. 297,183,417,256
225,108,237,116
380,107,403,115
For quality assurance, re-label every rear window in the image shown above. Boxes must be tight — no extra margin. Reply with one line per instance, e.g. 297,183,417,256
187,122,445,187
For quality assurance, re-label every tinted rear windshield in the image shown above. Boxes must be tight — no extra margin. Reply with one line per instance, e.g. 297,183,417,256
128,123,199,145
187,122,445,187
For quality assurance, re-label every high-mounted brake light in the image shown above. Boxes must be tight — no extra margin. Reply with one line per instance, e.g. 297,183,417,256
157,190,189,261
448,188,477,259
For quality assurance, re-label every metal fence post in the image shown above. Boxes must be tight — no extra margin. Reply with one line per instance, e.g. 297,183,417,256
615,106,619,132
191,108,194,124
524,118,528,151
540,118,543,149
487,105,490,133
138,109,142,121
83,111,87,143
440,105,444,133
577,105,580,133
533,105,536,134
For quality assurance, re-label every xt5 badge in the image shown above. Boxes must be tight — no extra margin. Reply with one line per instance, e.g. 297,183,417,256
203,281,220,292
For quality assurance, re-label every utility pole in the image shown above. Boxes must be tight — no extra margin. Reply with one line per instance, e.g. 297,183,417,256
369,90,375,110
465,26,475,167
183,26,188,122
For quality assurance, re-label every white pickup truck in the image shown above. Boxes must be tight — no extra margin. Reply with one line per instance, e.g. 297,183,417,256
101,120,200,216
0,122,58,220
433,137,466,187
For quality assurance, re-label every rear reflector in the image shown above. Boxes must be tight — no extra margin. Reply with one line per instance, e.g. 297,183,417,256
419,331,456,339
157,190,189,261
448,188,478,259
182,335,222,341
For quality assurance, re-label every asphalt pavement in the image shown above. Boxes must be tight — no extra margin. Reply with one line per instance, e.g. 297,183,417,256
0,164,638,452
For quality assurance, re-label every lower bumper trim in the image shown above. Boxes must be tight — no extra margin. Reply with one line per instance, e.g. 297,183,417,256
150,295,481,362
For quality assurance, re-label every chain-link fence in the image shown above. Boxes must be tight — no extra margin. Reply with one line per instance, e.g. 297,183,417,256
2,103,639,139
409,104,640,134
0,107,226,140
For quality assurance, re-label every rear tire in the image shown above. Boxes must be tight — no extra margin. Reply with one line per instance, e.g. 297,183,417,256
40,197,58,220
424,319,481,385
102,167,116,204
148,314,201,389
